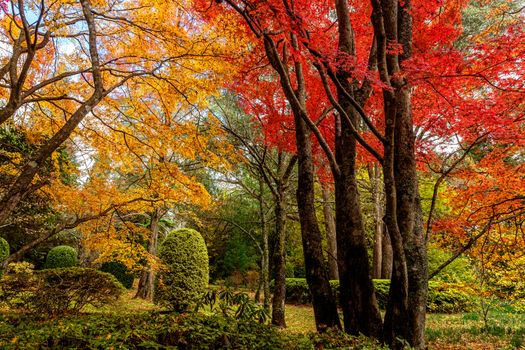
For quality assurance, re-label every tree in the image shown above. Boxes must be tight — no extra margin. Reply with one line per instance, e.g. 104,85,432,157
0,0,245,227
202,0,524,347
1,0,246,266
213,94,297,325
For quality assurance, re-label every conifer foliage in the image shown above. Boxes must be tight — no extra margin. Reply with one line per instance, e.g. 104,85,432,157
155,228,210,312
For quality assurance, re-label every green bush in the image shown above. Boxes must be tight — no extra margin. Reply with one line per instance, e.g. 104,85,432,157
0,237,9,277
155,228,209,311
0,313,323,349
282,278,474,313
45,245,77,269
99,261,134,289
0,267,124,315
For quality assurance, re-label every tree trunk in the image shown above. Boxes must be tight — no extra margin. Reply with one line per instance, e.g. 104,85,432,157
369,163,384,279
333,0,382,338
334,102,382,339
262,34,340,332
258,179,271,312
271,191,287,327
393,88,428,350
135,208,161,300
370,0,428,347
320,180,338,280
381,227,393,280
381,91,410,349
295,113,341,331
383,86,428,350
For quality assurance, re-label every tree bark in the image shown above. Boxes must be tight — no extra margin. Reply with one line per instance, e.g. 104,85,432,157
271,191,287,327
295,113,341,331
334,100,382,339
258,180,271,312
381,227,393,279
320,180,338,280
135,208,161,300
262,34,340,332
393,88,428,350
369,163,384,279
370,0,428,347
333,0,382,339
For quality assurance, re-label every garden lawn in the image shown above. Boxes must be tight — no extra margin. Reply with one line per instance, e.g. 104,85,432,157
283,303,525,349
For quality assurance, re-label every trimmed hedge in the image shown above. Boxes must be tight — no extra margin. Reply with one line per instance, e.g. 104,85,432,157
0,237,9,277
45,245,77,269
283,278,474,313
0,267,124,315
100,261,134,289
155,228,209,311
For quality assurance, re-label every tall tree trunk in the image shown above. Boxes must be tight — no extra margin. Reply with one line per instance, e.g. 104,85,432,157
333,0,382,338
135,208,161,300
295,114,341,331
369,163,384,279
271,191,287,326
320,180,338,280
258,180,271,312
381,91,410,349
393,88,428,349
383,84,428,350
335,105,382,339
371,0,428,347
262,34,340,332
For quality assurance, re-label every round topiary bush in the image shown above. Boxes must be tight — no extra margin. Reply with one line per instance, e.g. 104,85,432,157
45,245,77,269
100,261,134,289
0,237,9,277
155,228,209,311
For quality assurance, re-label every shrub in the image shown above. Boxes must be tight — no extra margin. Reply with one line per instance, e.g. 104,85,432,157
155,228,209,311
427,281,475,313
99,261,134,289
282,278,474,313
0,237,9,277
45,245,77,269
0,313,318,349
0,267,124,315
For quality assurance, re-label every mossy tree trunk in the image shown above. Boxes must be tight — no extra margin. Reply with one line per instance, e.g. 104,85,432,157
321,180,339,281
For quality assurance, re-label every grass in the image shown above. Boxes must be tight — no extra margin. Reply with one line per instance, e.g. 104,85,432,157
84,285,158,314
99,286,525,349
282,302,525,349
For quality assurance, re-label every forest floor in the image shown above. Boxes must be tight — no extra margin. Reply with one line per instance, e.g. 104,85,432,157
92,287,525,349
2,285,524,349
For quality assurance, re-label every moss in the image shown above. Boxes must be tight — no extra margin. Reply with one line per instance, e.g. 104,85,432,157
45,245,77,269
0,237,9,277
155,228,209,311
